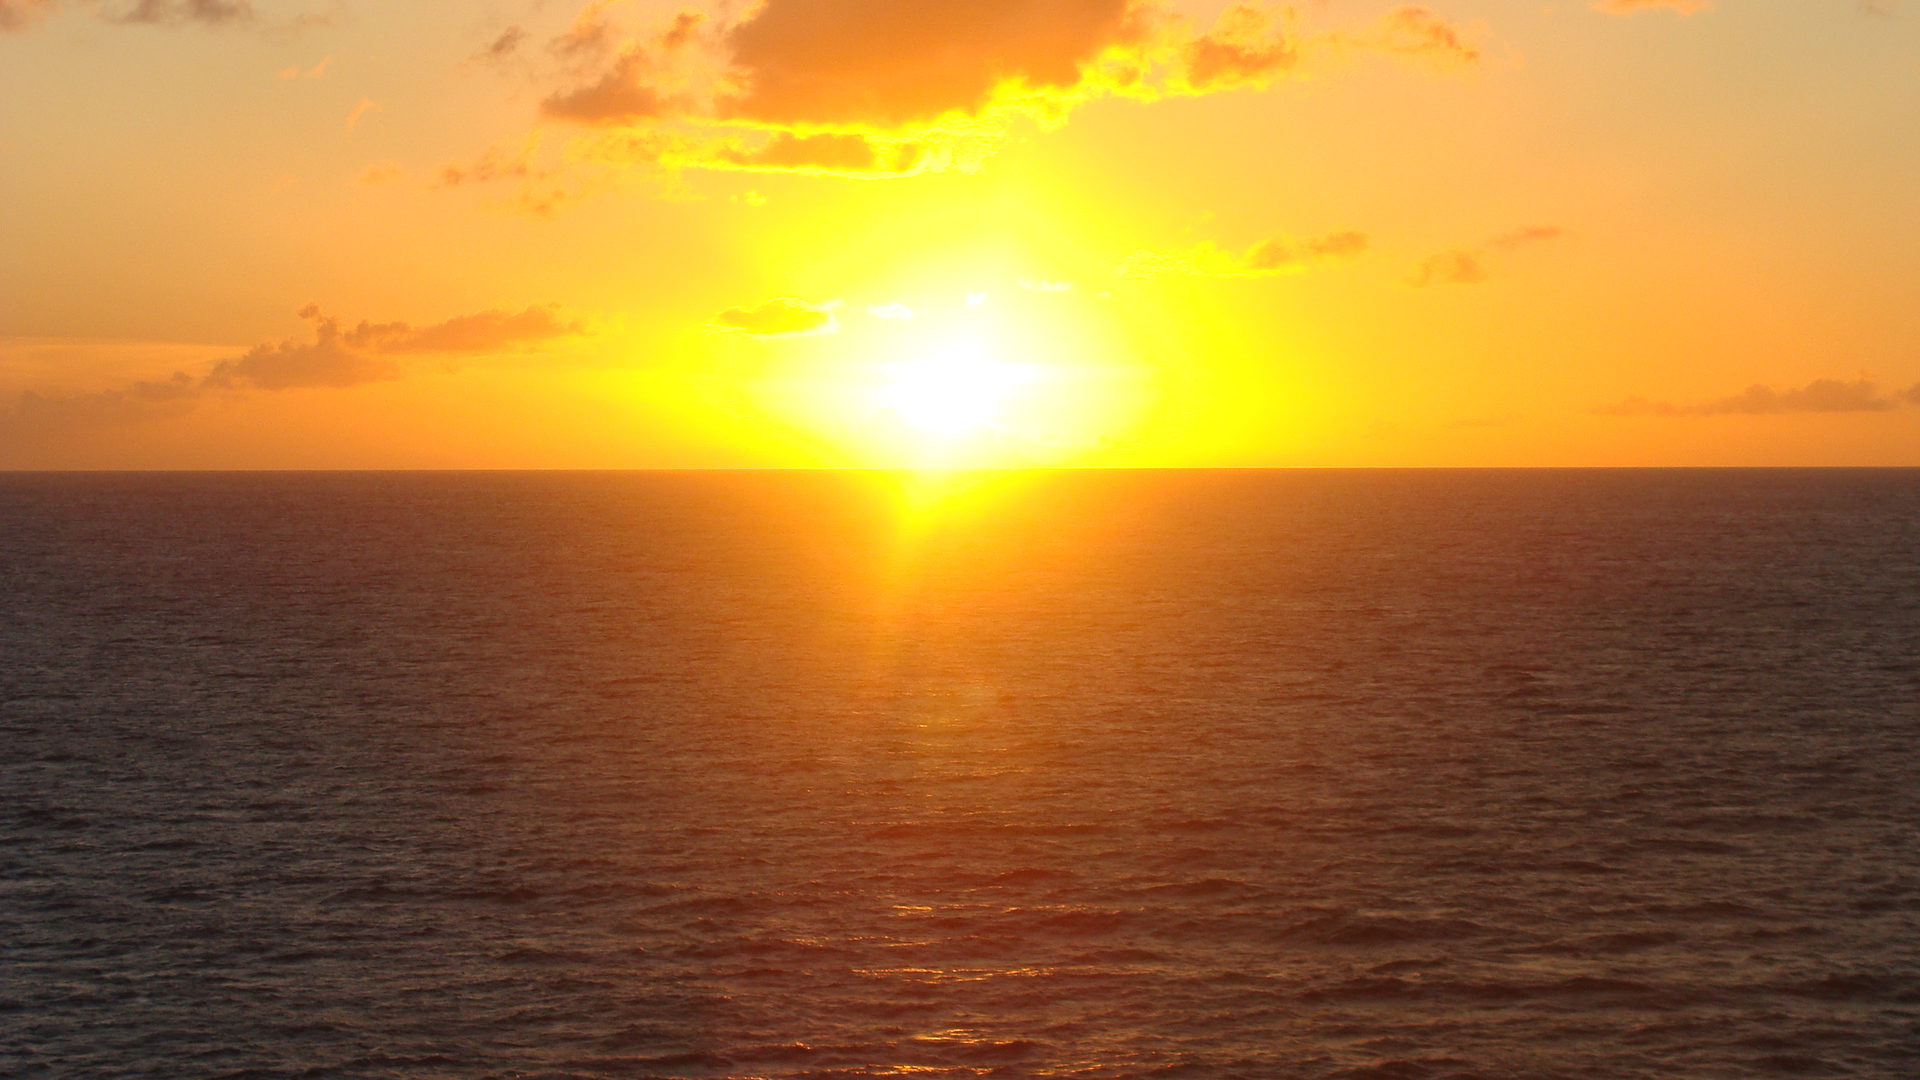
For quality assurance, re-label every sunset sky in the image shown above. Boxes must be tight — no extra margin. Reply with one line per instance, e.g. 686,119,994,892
2,0,1916,468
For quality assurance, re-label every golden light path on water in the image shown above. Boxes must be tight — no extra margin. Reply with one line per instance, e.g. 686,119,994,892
856,468,1044,688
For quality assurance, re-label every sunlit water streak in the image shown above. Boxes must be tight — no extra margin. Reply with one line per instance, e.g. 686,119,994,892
3,469,1918,1079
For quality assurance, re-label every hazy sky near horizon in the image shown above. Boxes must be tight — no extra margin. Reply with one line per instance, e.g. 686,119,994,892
2,0,1917,468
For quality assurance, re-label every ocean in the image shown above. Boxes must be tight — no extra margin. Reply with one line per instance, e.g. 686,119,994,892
3,469,1917,1079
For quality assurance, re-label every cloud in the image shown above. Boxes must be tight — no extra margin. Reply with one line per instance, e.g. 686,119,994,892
711,297,837,336
541,51,675,123
439,135,604,216
1592,0,1711,14
713,132,926,176
440,138,542,187
548,0,620,59
458,1,1478,190
1118,229,1369,278
1407,249,1485,286
1179,4,1299,91
112,0,255,26
0,0,57,32
479,25,529,63
204,304,579,388
714,0,1143,127
1488,225,1564,252
3,0,337,32
1409,224,1562,285
279,56,330,79
356,161,405,186
346,98,382,132
3,304,582,433
1359,6,1481,66
11,373,201,431
1600,379,1908,417
336,304,582,354
202,326,398,391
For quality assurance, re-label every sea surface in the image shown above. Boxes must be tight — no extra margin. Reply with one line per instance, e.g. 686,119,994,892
3,469,1918,1080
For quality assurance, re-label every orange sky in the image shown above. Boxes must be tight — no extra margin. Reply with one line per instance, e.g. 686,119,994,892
2,0,1917,468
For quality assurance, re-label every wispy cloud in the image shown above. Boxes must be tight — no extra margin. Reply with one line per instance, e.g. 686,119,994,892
278,56,330,79
477,24,530,64
1409,225,1563,286
1599,378,1917,417
0,0,57,32
3,304,583,434
4,0,338,34
1337,6,1482,66
356,161,404,186
112,0,256,27
345,98,381,133
710,297,838,337
1592,0,1712,14
4,0,273,32
1119,229,1369,279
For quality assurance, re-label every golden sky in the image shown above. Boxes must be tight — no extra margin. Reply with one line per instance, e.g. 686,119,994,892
2,0,1917,468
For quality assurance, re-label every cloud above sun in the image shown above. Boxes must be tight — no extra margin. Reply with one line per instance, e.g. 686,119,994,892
453,0,1480,188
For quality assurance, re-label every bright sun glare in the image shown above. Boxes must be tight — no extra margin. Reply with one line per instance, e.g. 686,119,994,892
737,283,1159,469
878,335,1040,439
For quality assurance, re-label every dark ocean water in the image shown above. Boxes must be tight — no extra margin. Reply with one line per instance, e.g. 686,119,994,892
3,469,1918,1080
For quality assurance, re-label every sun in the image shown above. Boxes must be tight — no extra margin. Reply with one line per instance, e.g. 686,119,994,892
727,283,1159,468
877,334,1040,438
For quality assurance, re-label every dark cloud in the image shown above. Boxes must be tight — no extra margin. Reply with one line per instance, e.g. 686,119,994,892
480,25,530,63
1600,379,1903,417
661,11,701,49
717,0,1138,127
541,51,673,123
4,304,582,433
511,1,1474,180
712,297,836,336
